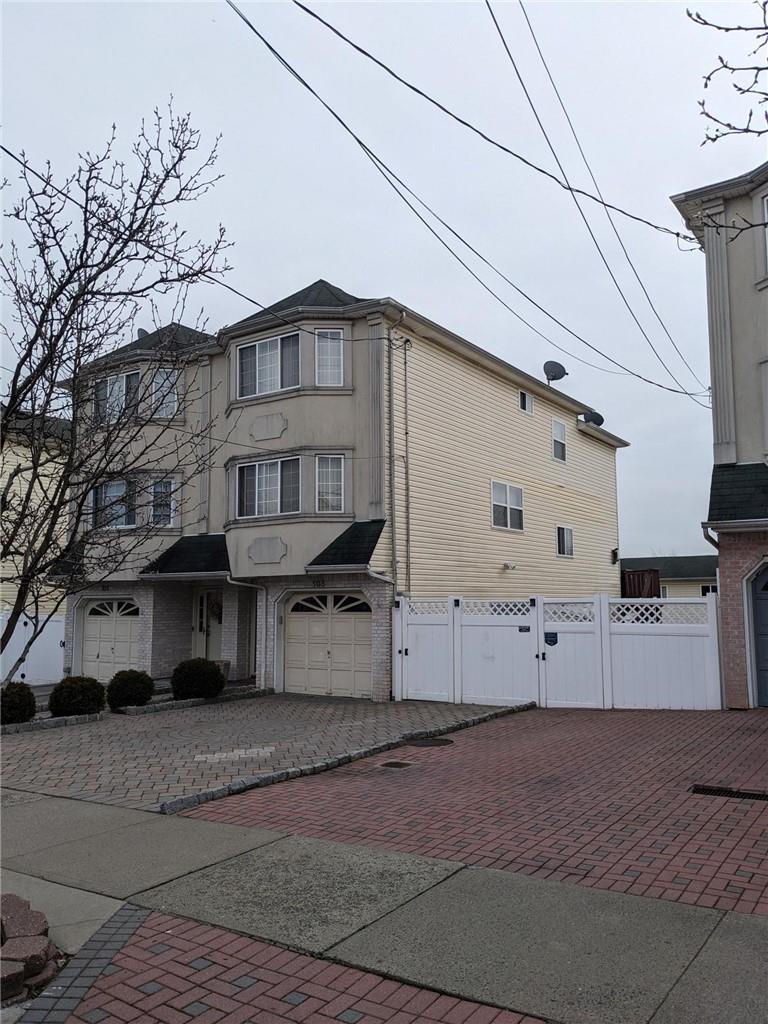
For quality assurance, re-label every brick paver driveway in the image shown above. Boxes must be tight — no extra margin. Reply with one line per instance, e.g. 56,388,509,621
0,695,503,811
190,708,768,916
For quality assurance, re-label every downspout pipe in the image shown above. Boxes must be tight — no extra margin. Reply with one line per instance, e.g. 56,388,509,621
701,523,719,550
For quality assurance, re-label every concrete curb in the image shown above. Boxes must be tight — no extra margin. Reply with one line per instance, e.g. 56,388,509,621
119,687,274,716
158,701,537,814
1,712,104,736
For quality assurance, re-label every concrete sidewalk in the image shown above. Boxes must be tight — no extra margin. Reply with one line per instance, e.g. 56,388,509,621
4,792,767,1024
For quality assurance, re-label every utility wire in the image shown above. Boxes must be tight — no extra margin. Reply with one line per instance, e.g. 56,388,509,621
225,0,710,400
484,0,707,408
290,0,696,244
517,0,708,391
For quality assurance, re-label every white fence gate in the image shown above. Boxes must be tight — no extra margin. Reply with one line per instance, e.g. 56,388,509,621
0,613,65,686
393,594,721,711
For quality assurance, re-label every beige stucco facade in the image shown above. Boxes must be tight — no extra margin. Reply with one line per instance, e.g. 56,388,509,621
64,284,627,698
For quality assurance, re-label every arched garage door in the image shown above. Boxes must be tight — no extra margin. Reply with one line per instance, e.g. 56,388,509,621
82,599,141,682
285,593,372,698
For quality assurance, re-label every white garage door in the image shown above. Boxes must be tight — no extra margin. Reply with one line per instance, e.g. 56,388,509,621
82,599,141,682
285,593,372,698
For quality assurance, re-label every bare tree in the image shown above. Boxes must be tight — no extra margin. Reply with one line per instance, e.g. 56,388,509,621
1,107,231,682
689,1,768,143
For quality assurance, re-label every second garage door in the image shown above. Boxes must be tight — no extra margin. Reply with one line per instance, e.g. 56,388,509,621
285,593,372,698
82,599,141,682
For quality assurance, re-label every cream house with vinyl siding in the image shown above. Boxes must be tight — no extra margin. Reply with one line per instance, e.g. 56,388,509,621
620,555,718,599
63,281,627,701
371,314,625,599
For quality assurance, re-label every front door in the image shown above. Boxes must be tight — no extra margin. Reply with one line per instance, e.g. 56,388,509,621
752,568,768,706
193,590,223,661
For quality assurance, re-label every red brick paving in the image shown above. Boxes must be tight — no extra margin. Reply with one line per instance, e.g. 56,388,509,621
67,911,546,1024
188,708,768,915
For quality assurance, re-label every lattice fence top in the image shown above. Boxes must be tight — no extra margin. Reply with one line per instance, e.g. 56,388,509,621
462,600,530,617
408,600,450,616
610,601,708,626
544,602,595,623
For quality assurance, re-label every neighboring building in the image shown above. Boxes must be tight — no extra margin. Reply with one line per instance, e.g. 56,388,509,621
620,555,718,598
63,280,628,701
1,409,69,685
672,160,768,708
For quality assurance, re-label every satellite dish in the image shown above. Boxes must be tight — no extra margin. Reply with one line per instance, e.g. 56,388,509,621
543,360,567,384
137,327,149,339
583,410,605,427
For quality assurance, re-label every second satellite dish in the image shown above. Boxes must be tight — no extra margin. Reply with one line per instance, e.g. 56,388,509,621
583,410,605,427
543,360,567,384
137,327,149,339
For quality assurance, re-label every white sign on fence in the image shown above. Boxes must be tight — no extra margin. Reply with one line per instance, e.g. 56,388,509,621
393,594,721,711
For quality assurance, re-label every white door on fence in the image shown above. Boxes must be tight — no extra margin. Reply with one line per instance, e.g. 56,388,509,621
81,599,141,682
284,593,372,698
540,599,605,708
402,600,453,701
459,599,539,705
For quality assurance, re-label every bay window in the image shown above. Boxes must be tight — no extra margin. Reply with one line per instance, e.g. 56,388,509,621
152,369,178,418
238,334,300,398
92,480,136,528
237,457,300,517
316,455,344,512
315,329,344,387
94,371,139,422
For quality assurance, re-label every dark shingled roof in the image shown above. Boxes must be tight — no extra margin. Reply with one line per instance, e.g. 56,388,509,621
87,323,215,370
708,463,768,523
232,280,368,330
621,555,718,580
308,520,386,569
141,534,229,576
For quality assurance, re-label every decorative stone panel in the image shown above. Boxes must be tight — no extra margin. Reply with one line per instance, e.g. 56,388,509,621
248,537,288,565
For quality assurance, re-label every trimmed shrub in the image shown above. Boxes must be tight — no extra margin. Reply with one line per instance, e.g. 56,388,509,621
106,670,154,711
170,658,225,701
1,681,37,725
48,676,105,718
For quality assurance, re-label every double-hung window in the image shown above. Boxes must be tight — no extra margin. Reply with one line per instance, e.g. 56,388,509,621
93,480,136,528
491,482,523,531
237,457,300,517
552,419,567,462
701,584,718,596
238,334,300,398
315,329,344,387
316,455,344,512
556,526,574,557
152,369,178,418
94,371,140,422
152,479,174,526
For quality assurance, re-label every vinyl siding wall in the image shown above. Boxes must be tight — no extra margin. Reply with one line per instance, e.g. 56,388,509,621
661,579,717,598
372,327,621,598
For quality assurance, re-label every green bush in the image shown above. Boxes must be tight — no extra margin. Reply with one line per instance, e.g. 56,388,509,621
1,681,38,725
48,676,105,718
170,658,225,700
107,670,154,711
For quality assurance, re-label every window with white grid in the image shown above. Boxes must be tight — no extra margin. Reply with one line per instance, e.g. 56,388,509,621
152,479,174,525
152,369,178,418
92,480,136,528
237,334,300,398
491,481,523,531
237,458,300,518
315,329,344,387
316,455,344,512
553,419,567,462
94,371,140,422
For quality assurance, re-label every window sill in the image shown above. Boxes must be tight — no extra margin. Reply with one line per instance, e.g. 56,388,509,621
227,387,353,413
225,513,353,529
490,525,524,534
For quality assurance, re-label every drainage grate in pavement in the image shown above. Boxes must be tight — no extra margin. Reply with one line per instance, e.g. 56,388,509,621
690,784,768,801
407,737,454,748
380,761,416,769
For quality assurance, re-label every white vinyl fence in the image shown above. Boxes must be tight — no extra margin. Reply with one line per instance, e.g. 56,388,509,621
393,594,721,710
0,613,65,686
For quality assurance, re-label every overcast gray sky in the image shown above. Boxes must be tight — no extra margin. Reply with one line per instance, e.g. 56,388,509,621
3,1,765,556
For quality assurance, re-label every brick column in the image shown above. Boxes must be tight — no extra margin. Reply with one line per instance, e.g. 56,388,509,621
718,530,768,708
220,584,254,681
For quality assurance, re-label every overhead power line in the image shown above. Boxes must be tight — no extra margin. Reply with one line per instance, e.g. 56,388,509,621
484,0,707,407
290,0,697,245
224,0,710,401
517,0,708,392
